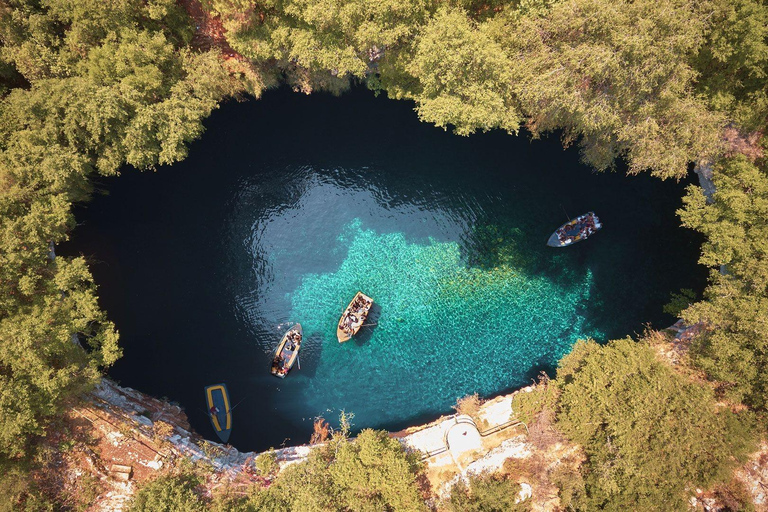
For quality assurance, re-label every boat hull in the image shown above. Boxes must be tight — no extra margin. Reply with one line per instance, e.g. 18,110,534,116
547,212,602,248
337,292,373,343
204,383,232,443
271,324,302,378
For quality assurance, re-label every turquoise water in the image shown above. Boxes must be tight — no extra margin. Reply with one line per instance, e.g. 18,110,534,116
291,220,598,424
64,88,706,450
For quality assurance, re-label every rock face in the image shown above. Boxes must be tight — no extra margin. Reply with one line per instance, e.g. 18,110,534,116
694,160,717,203
84,344,768,511
84,379,535,507
90,378,314,471
738,443,768,508
75,379,314,510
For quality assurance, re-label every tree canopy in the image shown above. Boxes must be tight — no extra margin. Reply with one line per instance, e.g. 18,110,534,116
554,338,756,510
204,0,768,178
244,428,427,511
1,0,767,507
678,155,768,409
0,0,241,458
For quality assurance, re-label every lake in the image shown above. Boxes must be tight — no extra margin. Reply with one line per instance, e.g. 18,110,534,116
64,87,707,452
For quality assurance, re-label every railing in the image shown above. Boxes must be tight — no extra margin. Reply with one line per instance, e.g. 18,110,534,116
417,414,528,460
479,418,528,437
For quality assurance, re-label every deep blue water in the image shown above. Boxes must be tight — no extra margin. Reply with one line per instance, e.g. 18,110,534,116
63,87,707,452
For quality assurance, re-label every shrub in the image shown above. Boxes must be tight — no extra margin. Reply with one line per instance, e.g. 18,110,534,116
442,474,525,512
127,473,205,512
254,449,279,477
511,375,558,425
454,393,483,420
261,426,427,511
663,288,698,317
555,338,757,510
0,461,54,512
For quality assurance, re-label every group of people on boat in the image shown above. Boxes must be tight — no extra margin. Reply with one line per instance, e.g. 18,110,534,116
339,295,373,336
555,212,601,244
271,328,302,377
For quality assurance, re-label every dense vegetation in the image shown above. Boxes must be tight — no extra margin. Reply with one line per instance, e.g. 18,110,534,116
208,0,767,178
128,426,427,511
555,338,755,509
442,474,525,512
1,0,767,508
679,155,768,410
0,0,242,459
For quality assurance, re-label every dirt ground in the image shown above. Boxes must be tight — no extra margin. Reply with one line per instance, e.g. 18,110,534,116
179,0,244,60
33,403,169,511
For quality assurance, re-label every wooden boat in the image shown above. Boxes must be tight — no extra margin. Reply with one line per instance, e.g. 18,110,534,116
337,292,373,343
271,324,302,379
547,211,602,247
204,383,232,443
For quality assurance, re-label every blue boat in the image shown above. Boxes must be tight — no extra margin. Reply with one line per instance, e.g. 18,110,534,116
547,212,602,247
204,383,232,443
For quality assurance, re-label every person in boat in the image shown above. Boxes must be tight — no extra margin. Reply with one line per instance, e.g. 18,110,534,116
340,314,353,334
210,405,220,415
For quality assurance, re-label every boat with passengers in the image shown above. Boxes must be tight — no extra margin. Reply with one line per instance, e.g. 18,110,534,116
547,211,602,247
337,292,373,343
271,324,302,378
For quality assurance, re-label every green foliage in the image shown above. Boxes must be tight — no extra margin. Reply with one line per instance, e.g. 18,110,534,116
0,0,240,459
678,156,768,408
0,254,120,456
679,157,768,284
555,338,757,510
202,0,761,179
128,473,205,512
693,0,768,130
0,0,765,507
442,474,524,512
510,380,558,425
398,7,521,136
663,288,698,317
254,448,278,476
245,428,427,511
491,0,723,178
0,460,54,512
213,0,430,88
0,0,191,81
548,459,586,510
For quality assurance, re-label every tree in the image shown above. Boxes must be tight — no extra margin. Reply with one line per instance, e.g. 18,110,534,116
488,0,724,178
128,473,205,512
386,7,522,136
0,459,54,512
0,0,239,459
678,156,768,408
210,0,430,87
555,338,756,510
693,0,768,131
442,474,524,512
245,428,427,511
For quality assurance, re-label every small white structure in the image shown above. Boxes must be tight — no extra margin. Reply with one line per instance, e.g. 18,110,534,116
445,416,482,454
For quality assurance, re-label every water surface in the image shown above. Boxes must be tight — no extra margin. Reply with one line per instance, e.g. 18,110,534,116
65,88,706,451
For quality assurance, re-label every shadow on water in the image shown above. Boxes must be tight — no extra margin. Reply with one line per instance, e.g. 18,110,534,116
352,304,382,346
290,336,323,379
